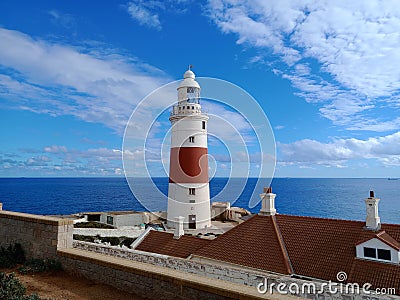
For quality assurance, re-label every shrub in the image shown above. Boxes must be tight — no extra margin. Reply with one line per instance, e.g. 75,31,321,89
73,234,137,248
0,272,44,300
73,234,96,243
18,259,62,275
0,272,26,299
0,243,26,268
100,236,120,246
120,237,136,248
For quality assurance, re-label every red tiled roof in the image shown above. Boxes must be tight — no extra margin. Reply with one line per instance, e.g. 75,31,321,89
349,259,400,291
135,230,211,258
193,215,293,274
356,231,400,250
192,214,400,293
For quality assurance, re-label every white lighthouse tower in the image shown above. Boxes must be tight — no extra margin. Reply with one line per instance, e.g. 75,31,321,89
167,68,211,230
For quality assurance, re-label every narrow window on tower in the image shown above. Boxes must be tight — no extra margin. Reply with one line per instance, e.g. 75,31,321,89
189,188,195,195
189,136,195,143
202,121,206,130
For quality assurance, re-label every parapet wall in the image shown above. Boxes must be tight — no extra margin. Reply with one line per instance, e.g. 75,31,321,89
0,209,73,259
58,248,271,300
73,241,393,300
73,240,270,287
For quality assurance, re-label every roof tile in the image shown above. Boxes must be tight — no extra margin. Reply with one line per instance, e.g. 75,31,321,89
135,230,211,258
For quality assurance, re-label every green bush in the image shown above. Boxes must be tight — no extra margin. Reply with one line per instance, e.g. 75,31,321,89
120,237,136,248
74,222,114,229
18,259,62,275
73,234,96,243
100,236,120,246
0,272,43,300
0,243,26,268
73,234,136,248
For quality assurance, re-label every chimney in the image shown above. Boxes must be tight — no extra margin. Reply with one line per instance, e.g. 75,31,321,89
174,216,184,239
259,187,276,216
364,190,381,231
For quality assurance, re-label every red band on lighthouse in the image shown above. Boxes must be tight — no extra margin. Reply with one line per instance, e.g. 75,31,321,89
169,147,209,183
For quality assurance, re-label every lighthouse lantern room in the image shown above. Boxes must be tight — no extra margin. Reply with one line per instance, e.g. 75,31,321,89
167,68,211,229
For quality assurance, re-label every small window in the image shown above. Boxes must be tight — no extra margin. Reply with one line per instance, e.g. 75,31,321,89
182,106,185,109
178,107,181,110
364,247,376,258
106,216,114,225
189,136,195,143
187,106,190,109
202,121,206,130
189,188,195,195
192,106,194,109
189,199,195,203
378,249,391,261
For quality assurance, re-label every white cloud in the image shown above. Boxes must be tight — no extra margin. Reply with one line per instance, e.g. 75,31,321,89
0,28,171,134
0,145,128,176
48,10,76,31
207,0,400,131
44,145,68,153
278,131,400,167
126,1,162,30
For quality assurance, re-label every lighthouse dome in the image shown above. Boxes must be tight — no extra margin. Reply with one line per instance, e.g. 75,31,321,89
178,69,200,89
184,69,195,79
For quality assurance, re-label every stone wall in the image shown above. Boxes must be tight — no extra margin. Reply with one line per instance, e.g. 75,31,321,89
72,241,397,300
0,210,73,259
58,248,272,300
73,240,271,287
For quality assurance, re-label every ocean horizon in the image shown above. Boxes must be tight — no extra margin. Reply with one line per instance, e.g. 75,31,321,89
0,177,399,224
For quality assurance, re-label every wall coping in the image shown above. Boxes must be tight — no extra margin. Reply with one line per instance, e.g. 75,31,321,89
58,248,292,300
0,210,73,225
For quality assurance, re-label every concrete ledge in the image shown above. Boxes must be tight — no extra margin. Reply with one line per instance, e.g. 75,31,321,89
58,248,291,300
0,210,73,225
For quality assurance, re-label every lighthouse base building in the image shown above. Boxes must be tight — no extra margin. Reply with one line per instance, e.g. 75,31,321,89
167,68,211,230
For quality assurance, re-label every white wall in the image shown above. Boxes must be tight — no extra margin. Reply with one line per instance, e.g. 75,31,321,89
170,116,208,148
114,214,149,227
167,183,211,229
100,213,149,227
356,238,399,264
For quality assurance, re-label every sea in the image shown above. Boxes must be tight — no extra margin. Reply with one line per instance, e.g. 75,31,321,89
0,177,399,224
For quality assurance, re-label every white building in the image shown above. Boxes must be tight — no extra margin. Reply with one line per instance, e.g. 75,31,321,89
167,68,211,229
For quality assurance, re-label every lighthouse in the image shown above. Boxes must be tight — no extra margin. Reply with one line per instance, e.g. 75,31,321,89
167,68,211,229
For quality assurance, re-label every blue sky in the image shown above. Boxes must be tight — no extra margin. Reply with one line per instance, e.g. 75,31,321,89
1,0,400,178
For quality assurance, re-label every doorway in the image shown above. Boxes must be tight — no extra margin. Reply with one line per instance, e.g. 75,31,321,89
188,214,196,229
